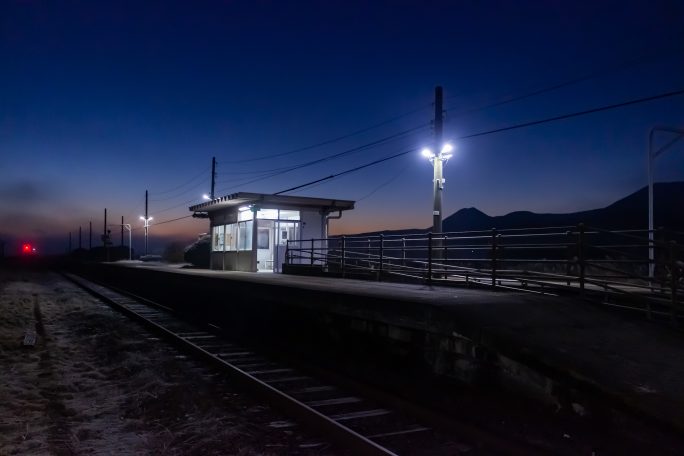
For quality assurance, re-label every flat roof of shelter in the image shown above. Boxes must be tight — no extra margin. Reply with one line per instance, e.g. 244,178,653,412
189,192,355,213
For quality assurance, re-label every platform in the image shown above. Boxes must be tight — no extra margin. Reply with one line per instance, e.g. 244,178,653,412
95,262,684,432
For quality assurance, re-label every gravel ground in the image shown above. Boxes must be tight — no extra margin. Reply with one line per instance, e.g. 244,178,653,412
0,270,341,455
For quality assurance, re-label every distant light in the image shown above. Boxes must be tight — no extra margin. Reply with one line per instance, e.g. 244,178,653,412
140,216,145,220
202,194,211,200
441,143,454,154
22,243,32,253
238,206,250,212
421,148,434,159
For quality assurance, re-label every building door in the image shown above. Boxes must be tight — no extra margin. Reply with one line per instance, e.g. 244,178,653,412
257,220,274,272
275,221,299,272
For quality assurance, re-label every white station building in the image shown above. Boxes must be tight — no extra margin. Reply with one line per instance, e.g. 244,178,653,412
189,192,355,272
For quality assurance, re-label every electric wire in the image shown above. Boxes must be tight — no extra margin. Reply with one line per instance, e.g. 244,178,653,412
221,104,432,164
274,88,684,196
143,87,684,228
214,123,429,195
148,165,211,197
459,88,684,140
148,179,208,202
356,162,412,202
274,147,419,195
444,47,684,115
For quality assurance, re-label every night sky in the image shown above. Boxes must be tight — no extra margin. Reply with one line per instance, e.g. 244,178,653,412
2,1,683,255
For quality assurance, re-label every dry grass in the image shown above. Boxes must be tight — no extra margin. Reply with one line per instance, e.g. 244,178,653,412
0,270,338,455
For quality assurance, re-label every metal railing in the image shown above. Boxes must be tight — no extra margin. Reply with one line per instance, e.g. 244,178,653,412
285,225,684,322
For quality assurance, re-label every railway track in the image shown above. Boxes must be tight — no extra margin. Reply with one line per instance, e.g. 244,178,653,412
62,272,545,455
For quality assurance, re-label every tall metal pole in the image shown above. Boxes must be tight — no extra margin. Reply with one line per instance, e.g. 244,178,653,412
648,131,654,282
144,190,149,255
433,86,444,235
103,208,107,246
121,216,124,246
211,156,216,199
648,126,684,281
89,221,92,249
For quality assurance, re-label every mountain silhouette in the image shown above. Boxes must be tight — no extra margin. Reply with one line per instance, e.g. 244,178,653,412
442,182,684,232
352,182,684,237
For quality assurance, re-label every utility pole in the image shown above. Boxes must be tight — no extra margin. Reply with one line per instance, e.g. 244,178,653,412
211,156,217,199
421,86,453,274
89,221,92,249
121,216,124,246
145,190,148,255
433,86,444,236
104,208,110,261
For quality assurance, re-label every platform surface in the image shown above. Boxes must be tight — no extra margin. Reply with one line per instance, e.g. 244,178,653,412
120,262,684,430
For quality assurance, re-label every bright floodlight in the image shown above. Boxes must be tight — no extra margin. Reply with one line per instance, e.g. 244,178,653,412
202,194,211,200
139,216,145,220
441,143,454,154
421,148,434,158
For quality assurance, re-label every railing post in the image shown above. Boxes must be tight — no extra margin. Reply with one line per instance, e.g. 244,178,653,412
578,223,585,296
341,236,346,276
659,227,667,292
427,232,433,284
443,235,448,276
402,238,406,267
670,241,679,324
367,238,371,268
379,234,384,276
491,229,498,287
565,230,572,286
311,238,315,265
285,240,290,265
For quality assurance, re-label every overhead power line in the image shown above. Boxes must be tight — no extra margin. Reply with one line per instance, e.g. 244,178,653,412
222,104,431,164
152,87,684,228
149,165,210,196
274,148,418,195
215,123,429,195
275,87,684,196
153,214,194,226
460,88,684,140
445,47,684,116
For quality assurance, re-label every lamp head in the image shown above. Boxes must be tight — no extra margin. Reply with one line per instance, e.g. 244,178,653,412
421,148,435,159
441,143,454,154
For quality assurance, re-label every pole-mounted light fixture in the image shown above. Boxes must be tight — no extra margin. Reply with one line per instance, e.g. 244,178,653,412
422,142,455,234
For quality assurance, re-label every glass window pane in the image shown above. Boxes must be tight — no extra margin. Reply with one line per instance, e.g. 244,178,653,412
238,210,253,221
279,210,300,221
256,209,278,219
238,220,253,251
226,223,237,251
212,225,224,251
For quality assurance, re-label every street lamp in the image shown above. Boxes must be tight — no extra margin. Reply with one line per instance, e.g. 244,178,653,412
422,143,454,234
140,216,153,256
202,194,211,200
647,126,684,281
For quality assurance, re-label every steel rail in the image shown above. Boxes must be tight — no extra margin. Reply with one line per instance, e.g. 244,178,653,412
63,272,399,456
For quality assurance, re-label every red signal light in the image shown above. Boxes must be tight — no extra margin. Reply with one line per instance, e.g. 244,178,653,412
21,243,37,254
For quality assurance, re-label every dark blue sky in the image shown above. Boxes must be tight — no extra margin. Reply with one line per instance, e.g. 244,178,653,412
1,0,683,254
